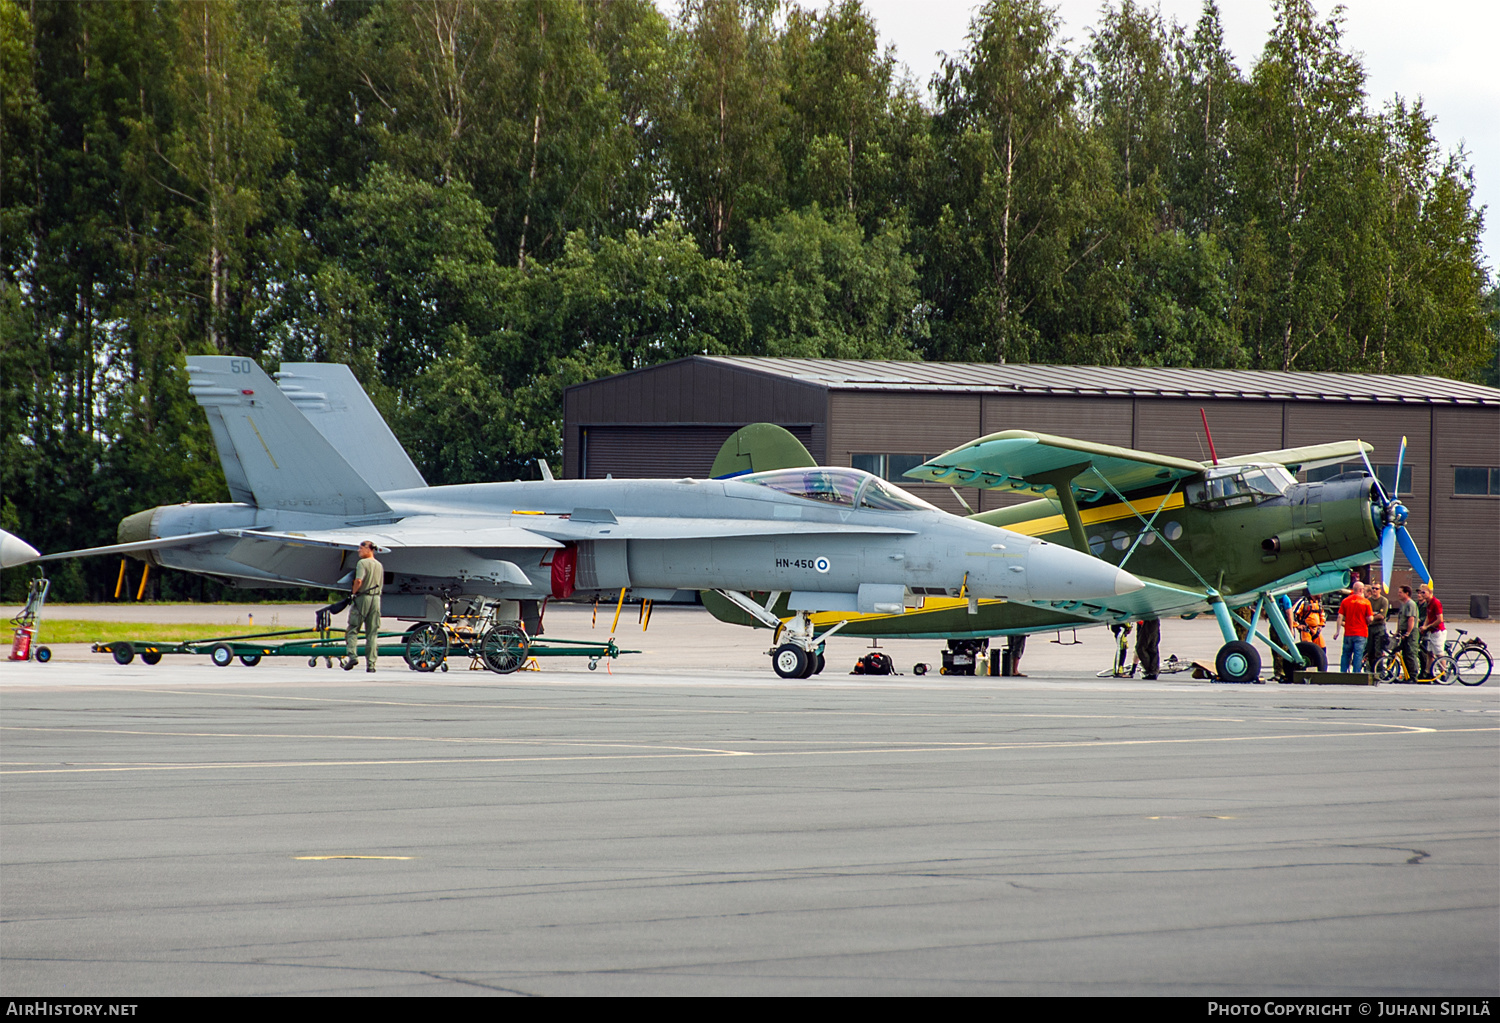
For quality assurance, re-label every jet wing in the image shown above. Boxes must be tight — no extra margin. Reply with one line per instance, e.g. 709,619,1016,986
218,522,564,552
33,531,227,563
1216,440,1373,472
905,430,1203,498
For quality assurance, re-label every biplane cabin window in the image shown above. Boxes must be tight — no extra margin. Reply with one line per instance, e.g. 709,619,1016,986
744,467,938,512
1184,464,1293,508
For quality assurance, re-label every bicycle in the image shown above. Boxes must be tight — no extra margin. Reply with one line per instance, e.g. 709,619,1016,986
403,595,531,675
1442,629,1492,686
1373,645,1458,685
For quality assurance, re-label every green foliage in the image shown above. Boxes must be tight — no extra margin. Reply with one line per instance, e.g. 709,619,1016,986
744,206,922,358
1,0,1492,598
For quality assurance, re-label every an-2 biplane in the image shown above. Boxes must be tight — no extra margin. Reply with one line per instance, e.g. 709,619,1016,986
703,425,1432,682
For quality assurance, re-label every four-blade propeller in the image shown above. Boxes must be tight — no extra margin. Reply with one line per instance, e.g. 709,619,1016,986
1360,437,1432,588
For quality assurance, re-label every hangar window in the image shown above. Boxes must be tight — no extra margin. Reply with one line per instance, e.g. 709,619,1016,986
852,453,930,482
1454,466,1500,496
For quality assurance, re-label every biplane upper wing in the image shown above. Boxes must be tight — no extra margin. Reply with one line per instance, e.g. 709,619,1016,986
903,430,1204,499
1216,440,1372,473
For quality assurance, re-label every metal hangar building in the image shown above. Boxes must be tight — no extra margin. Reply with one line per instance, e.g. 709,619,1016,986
562,357,1500,609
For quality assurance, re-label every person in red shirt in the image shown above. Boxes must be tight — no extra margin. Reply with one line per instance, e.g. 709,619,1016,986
1331,580,1373,673
1417,584,1446,675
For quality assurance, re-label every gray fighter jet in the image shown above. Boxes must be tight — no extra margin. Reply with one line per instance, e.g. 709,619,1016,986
0,357,1142,677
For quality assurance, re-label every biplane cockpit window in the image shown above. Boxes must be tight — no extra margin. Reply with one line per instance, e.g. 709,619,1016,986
742,467,938,511
1184,464,1294,508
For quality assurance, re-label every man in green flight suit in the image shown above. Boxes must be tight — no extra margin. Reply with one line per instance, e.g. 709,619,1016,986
1394,585,1420,682
343,540,383,672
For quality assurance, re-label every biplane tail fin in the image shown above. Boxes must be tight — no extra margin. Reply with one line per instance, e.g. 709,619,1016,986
710,423,817,478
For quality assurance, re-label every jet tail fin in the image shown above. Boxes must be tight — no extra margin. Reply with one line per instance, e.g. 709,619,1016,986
710,423,816,478
186,357,391,517
274,363,426,492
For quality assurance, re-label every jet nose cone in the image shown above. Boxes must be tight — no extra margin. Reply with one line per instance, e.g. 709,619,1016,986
1024,541,1143,600
0,528,41,568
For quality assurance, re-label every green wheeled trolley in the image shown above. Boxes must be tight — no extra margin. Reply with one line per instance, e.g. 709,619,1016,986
93,627,412,668
92,597,635,674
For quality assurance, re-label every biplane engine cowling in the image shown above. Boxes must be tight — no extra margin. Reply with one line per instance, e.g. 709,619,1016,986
1262,528,1327,555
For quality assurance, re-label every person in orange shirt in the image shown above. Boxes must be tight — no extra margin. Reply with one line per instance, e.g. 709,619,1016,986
1331,580,1374,673
1293,593,1326,649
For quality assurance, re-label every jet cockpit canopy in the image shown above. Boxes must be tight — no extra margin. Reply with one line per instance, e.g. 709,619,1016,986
741,467,940,512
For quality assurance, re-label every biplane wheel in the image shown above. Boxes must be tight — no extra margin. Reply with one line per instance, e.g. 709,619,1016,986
1215,640,1261,683
112,643,135,665
480,623,530,675
35,647,50,663
211,644,234,667
772,644,808,679
1295,641,1326,673
404,623,447,673
141,650,162,666
239,654,262,667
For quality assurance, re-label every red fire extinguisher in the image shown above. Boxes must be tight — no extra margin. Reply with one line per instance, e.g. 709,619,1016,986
9,626,34,661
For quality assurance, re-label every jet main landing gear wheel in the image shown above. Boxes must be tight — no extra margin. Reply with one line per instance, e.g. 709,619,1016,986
772,644,809,679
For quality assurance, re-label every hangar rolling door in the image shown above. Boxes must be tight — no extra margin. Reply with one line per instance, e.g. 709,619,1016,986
579,425,817,479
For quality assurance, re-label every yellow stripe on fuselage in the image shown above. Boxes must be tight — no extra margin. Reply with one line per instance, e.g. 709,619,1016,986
1002,491,1186,538
808,596,993,628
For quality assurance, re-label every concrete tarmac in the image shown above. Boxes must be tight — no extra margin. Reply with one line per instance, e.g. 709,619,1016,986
2,606,1496,995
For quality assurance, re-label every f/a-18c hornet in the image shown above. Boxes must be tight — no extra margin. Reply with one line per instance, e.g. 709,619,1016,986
702,424,1431,682
0,358,1143,678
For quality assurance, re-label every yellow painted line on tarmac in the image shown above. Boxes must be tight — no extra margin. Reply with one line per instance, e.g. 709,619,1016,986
4,724,1492,776
1147,815,1238,820
0,725,744,755
114,689,1393,728
295,855,412,861
1,752,752,775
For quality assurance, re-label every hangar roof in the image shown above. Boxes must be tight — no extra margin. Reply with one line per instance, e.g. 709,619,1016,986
696,357,1500,406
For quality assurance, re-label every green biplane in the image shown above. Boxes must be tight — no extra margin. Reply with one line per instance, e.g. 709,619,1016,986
703,425,1432,683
